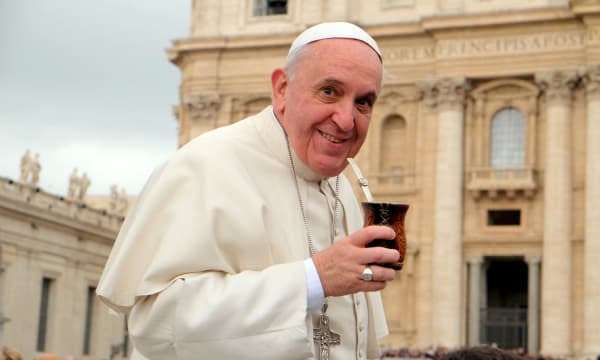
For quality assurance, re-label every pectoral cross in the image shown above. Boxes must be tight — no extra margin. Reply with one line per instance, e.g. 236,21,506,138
313,302,340,360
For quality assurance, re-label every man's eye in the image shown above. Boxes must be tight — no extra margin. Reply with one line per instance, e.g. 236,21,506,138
356,98,369,106
322,87,336,96
356,98,373,111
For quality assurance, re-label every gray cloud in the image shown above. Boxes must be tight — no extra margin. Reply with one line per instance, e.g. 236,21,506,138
1,0,190,196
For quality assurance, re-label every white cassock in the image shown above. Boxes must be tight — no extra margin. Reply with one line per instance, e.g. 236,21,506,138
96,106,388,359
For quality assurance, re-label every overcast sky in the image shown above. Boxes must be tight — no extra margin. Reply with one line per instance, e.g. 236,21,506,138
0,0,190,197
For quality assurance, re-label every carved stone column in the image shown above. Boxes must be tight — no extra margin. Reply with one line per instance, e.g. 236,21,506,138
414,81,439,346
0,263,4,345
467,256,483,346
535,70,577,357
526,255,541,354
430,77,469,347
581,64,600,357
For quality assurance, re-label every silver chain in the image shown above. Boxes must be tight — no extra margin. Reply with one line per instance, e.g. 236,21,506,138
284,136,340,256
283,130,343,355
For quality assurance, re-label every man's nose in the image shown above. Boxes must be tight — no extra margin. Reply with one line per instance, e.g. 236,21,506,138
332,100,355,132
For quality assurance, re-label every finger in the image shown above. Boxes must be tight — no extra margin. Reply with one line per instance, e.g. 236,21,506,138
350,225,395,247
359,265,396,282
357,280,388,293
357,247,400,266
354,267,394,292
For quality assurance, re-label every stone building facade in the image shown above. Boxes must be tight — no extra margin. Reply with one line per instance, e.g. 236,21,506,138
0,177,128,360
168,0,600,358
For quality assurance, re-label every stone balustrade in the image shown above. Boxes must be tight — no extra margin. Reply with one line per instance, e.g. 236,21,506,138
0,176,123,235
466,167,538,199
371,171,417,196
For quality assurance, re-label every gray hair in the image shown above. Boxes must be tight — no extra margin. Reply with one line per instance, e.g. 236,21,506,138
283,41,386,90
283,43,311,80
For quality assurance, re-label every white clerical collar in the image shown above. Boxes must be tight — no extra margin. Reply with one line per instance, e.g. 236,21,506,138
257,106,324,183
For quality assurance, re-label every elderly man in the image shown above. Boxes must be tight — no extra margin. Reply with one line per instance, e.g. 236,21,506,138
97,22,399,360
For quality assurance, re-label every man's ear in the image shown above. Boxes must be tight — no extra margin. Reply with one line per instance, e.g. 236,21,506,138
271,68,288,114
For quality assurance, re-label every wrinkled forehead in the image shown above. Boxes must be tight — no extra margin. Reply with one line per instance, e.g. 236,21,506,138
288,22,382,63
300,39,384,92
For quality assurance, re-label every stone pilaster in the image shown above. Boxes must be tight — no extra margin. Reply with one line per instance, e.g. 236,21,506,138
430,77,469,347
535,70,577,357
526,255,541,354
467,256,483,346
581,64,600,357
473,98,485,166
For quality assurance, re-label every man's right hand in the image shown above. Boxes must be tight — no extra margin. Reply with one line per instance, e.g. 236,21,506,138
311,225,400,297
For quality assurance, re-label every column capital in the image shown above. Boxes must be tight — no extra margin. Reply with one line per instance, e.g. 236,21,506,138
467,255,484,265
525,255,542,265
183,92,221,123
535,70,578,106
417,79,439,111
418,77,469,111
579,64,600,99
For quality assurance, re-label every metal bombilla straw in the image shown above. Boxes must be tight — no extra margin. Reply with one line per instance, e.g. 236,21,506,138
346,158,374,202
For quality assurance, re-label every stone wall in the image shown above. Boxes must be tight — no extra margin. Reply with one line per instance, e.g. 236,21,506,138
0,177,127,360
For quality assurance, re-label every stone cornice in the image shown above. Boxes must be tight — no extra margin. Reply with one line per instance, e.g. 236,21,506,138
0,177,122,241
571,0,600,15
535,69,579,105
168,34,296,64
417,6,576,32
167,7,582,65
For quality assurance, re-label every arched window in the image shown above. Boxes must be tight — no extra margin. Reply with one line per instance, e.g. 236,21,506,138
243,98,271,118
381,114,407,177
490,108,525,168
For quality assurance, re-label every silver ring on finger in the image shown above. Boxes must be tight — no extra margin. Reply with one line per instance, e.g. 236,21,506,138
361,266,374,281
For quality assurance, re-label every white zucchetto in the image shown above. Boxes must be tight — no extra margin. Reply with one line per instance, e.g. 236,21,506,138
288,22,382,61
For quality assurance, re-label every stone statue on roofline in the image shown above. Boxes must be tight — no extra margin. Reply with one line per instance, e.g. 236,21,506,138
18,149,41,186
66,167,91,202
67,168,80,199
19,149,31,183
110,184,129,215
79,173,91,200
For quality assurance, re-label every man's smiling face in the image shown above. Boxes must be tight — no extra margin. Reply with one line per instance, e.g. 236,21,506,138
272,38,382,177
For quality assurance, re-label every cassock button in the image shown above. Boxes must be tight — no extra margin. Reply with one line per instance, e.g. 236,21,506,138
359,323,365,332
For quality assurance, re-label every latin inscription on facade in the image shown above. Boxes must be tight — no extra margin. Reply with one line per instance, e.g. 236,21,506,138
385,28,600,63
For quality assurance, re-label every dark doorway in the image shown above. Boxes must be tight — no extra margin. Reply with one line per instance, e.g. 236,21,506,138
480,257,528,350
